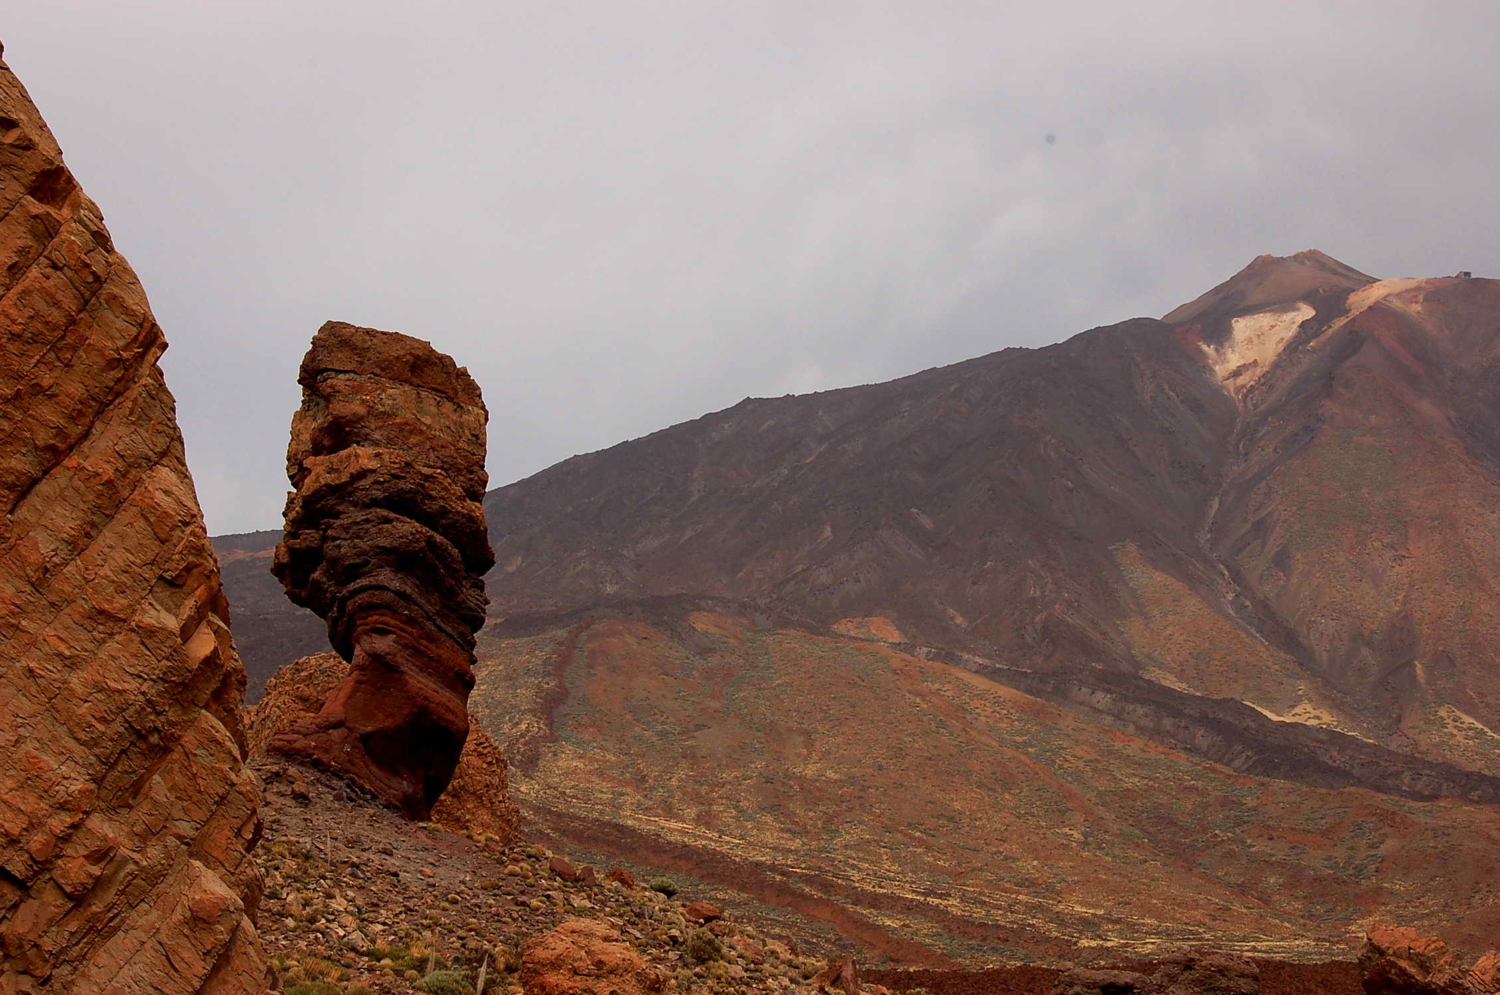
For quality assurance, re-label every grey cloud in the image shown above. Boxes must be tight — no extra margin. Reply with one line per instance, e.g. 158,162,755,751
6,1,1498,532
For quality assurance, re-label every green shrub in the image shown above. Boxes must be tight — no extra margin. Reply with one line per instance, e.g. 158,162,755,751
648,877,678,897
284,983,341,995
685,928,725,964
421,970,476,995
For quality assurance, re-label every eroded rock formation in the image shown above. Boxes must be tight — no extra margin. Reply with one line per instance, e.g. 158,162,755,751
269,322,494,819
0,52,267,993
245,653,517,841
1358,924,1495,995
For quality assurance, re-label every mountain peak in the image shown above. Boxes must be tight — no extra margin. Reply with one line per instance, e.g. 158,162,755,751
1164,249,1378,325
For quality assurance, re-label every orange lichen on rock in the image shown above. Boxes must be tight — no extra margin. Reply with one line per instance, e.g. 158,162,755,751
0,51,267,994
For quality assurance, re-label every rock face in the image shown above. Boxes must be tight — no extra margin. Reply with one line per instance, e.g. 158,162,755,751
245,653,517,841
269,321,494,819
1359,925,1469,995
0,53,267,994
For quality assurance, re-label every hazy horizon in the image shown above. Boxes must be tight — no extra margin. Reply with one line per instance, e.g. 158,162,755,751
7,1,1500,533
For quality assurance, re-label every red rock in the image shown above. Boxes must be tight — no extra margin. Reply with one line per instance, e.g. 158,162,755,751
607,866,637,889
522,918,665,994
245,652,518,841
549,855,582,882
1360,925,1467,995
683,900,723,923
578,864,599,887
812,957,861,995
269,322,494,819
0,52,267,993
1468,952,1500,995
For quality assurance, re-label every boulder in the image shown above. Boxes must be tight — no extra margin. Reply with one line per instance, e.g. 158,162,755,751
269,321,494,819
522,918,666,994
549,855,583,882
245,652,518,841
0,51,267,993
1361,924,1468,995
683,901,723,923
812,957,861,995
1054,967,1154,995
607,866,637,889
1468,952,1500,995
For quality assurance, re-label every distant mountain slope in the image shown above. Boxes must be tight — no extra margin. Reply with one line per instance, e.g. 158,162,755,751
480,252,1500,775
213,530,325,701
469,601,1500,963
215,252,1500,962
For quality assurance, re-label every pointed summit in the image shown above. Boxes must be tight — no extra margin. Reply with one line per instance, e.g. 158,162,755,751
1164,249,1377,325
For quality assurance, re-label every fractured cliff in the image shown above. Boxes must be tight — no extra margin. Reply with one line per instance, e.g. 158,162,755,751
0,50,267,994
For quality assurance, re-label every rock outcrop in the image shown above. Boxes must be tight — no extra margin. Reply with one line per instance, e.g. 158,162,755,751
269,321,494,819
246,653,517,841
0,52,267,994
521,918,665,995
1358,924,1495,995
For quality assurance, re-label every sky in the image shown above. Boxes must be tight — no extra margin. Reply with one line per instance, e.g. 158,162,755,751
6,2,1500,534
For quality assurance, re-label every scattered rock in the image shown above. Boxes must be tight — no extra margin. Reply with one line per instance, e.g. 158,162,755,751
607,866,637,889
683,900,723,923
549,855,582,882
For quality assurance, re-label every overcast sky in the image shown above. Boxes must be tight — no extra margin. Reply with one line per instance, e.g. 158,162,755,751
7,2,1499,534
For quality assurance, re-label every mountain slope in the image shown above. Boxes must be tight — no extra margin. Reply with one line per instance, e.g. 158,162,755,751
480,252,1500,775
469,602,1500,963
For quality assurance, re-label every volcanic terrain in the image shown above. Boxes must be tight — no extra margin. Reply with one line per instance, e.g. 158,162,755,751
218,251,1500,964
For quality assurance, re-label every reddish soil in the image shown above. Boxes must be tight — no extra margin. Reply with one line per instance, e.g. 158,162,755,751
864,959,1362,995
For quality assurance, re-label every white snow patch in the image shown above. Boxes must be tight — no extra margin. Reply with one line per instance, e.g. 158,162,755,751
1202,302,1315,398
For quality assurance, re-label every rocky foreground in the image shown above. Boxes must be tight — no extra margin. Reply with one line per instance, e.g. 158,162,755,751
257,758,1500,995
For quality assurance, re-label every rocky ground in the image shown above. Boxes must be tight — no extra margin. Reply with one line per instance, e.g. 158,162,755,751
257,760,879,994
254,760,1384,995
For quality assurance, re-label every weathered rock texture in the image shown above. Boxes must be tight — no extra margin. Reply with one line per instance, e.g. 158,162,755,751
521,918,665,995
0,53,267,994
269,325,493,819
245,653,517,841
1359,924,1488,995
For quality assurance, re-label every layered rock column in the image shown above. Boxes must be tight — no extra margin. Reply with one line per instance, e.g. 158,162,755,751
270,321,494,819
0,52,268,993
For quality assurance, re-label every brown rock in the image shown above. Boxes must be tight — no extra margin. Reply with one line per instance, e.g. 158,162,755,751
812,956,860,995
549,855,582,882
682,900,723,923
577,864,598,887
1361,925,1468,995
269,321,494,819
1054,967,1154,995
1153,951,1259,995
606,866,637,889
522,917,665,994
1468,952,1500,995
0,53,267,993
246,652,518,841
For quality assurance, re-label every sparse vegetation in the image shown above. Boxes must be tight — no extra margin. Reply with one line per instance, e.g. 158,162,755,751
648,876,678,897
686,927,727,964
421,970,476,995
